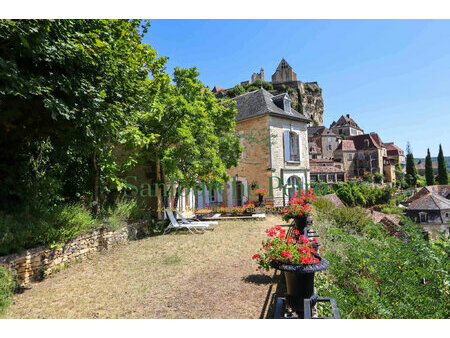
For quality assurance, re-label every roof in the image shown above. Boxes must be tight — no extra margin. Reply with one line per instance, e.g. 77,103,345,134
335,139,356,152
310,158,334,164
330,114,363,131
384,142,405,156
308,126,338,138
347,133,382,150
407,192,450,211
407,185,450,203
310,166,345,173
211,86,226,93
233,89,311,123
416,161,438,170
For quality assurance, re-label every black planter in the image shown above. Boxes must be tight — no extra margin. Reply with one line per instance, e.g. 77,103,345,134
271,257,329,316
293,215,308,235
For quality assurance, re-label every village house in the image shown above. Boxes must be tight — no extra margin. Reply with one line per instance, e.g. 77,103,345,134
384,142,406,168
416,160,439,176
333,132,396,182
308,140,322,160
309,158,346,184
405,185,450,235
330,114,364,137
307,126,341,159
196,88,311,208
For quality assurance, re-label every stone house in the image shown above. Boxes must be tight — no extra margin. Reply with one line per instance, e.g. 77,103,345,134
384,142,405,168
308,126,341,159
199,88,311,207
309,158,346,184
333,133,395,182
330,114,364,137
416,160,439,176
406,190,450,235
308,140,322,160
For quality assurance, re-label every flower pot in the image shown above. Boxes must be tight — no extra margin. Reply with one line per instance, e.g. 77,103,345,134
271,257,329,316
293,215,308,235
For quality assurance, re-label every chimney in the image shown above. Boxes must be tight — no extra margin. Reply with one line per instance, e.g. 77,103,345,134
346,114,350,118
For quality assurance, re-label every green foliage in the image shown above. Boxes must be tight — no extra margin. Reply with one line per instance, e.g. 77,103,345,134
296,88,304,114
374,172,384,184
313,197,336,220
331,206,372,235
314,209,450,318
335,182,395,207
0,19,165,213
437,144,448,184
226,84,245,98
0,267,15,314
311,182,333,196
0,204,94,254
425,148,434,186
143,67,241,205
405,142,418,187
376,205,404,215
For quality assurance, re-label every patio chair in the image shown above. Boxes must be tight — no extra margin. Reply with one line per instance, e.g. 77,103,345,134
163,210,209,235
175,211,218,228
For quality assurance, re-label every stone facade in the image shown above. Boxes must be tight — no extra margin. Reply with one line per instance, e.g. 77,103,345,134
268,116,310,206
272,59,297,84
251,68,264,83
0,221,148,286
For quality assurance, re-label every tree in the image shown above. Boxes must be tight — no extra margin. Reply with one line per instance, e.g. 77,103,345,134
437,144,448,184
141,67,242,208
425,148,434,186
405,142,418,187
0,20,165,213
226,84,245,98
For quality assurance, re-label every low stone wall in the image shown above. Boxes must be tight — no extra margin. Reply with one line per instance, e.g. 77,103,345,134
0,221,148,286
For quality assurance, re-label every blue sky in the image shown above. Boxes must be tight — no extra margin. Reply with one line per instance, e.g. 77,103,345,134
143,20,450,157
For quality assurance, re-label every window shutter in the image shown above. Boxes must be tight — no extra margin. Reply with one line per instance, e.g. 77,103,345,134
218,189,223,203
297,133,301,161
284,130,290,161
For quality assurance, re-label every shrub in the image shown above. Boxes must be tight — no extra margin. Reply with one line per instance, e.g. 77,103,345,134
314,208,450,318
374,173,384,184
380,205,404,215
310,182,333,196
331,206,372,235
313,198,336,219
0,267,15,314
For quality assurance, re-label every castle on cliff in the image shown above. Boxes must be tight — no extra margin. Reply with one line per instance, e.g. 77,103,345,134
240,59,324,125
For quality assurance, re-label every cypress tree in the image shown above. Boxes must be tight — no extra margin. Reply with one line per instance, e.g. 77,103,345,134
405,142,418,187
425,148,434,186
437,144,448,184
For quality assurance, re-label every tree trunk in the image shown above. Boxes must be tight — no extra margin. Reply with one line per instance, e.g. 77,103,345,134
92,148,99,216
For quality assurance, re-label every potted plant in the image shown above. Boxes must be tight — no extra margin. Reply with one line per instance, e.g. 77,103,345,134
281,189,315,234
252,226,326,316
253,189,268,206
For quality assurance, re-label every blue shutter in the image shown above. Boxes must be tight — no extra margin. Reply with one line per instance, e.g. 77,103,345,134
284,130,290,161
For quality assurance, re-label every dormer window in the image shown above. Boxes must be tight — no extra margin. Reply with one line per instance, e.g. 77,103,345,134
283,94,291,113
364,139,370,148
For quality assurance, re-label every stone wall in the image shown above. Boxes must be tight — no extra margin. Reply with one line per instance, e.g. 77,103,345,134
0,221,148,286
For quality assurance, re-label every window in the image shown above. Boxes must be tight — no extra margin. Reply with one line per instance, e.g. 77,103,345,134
319,174,327,182
328,137,331,142
446,212,450,219
287,176,301,199
419,212,428,224
350,128,356,135
310,174,318,182
328,174,335,182
364,139,370,148
339,129,343,134
347,154,353,161
284,130,300,162
327,144,332,151
337,173,345,182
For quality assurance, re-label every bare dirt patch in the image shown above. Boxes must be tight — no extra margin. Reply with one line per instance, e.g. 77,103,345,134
3,215,288,319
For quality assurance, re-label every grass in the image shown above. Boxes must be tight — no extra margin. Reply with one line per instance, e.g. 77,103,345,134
2,215,289,319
